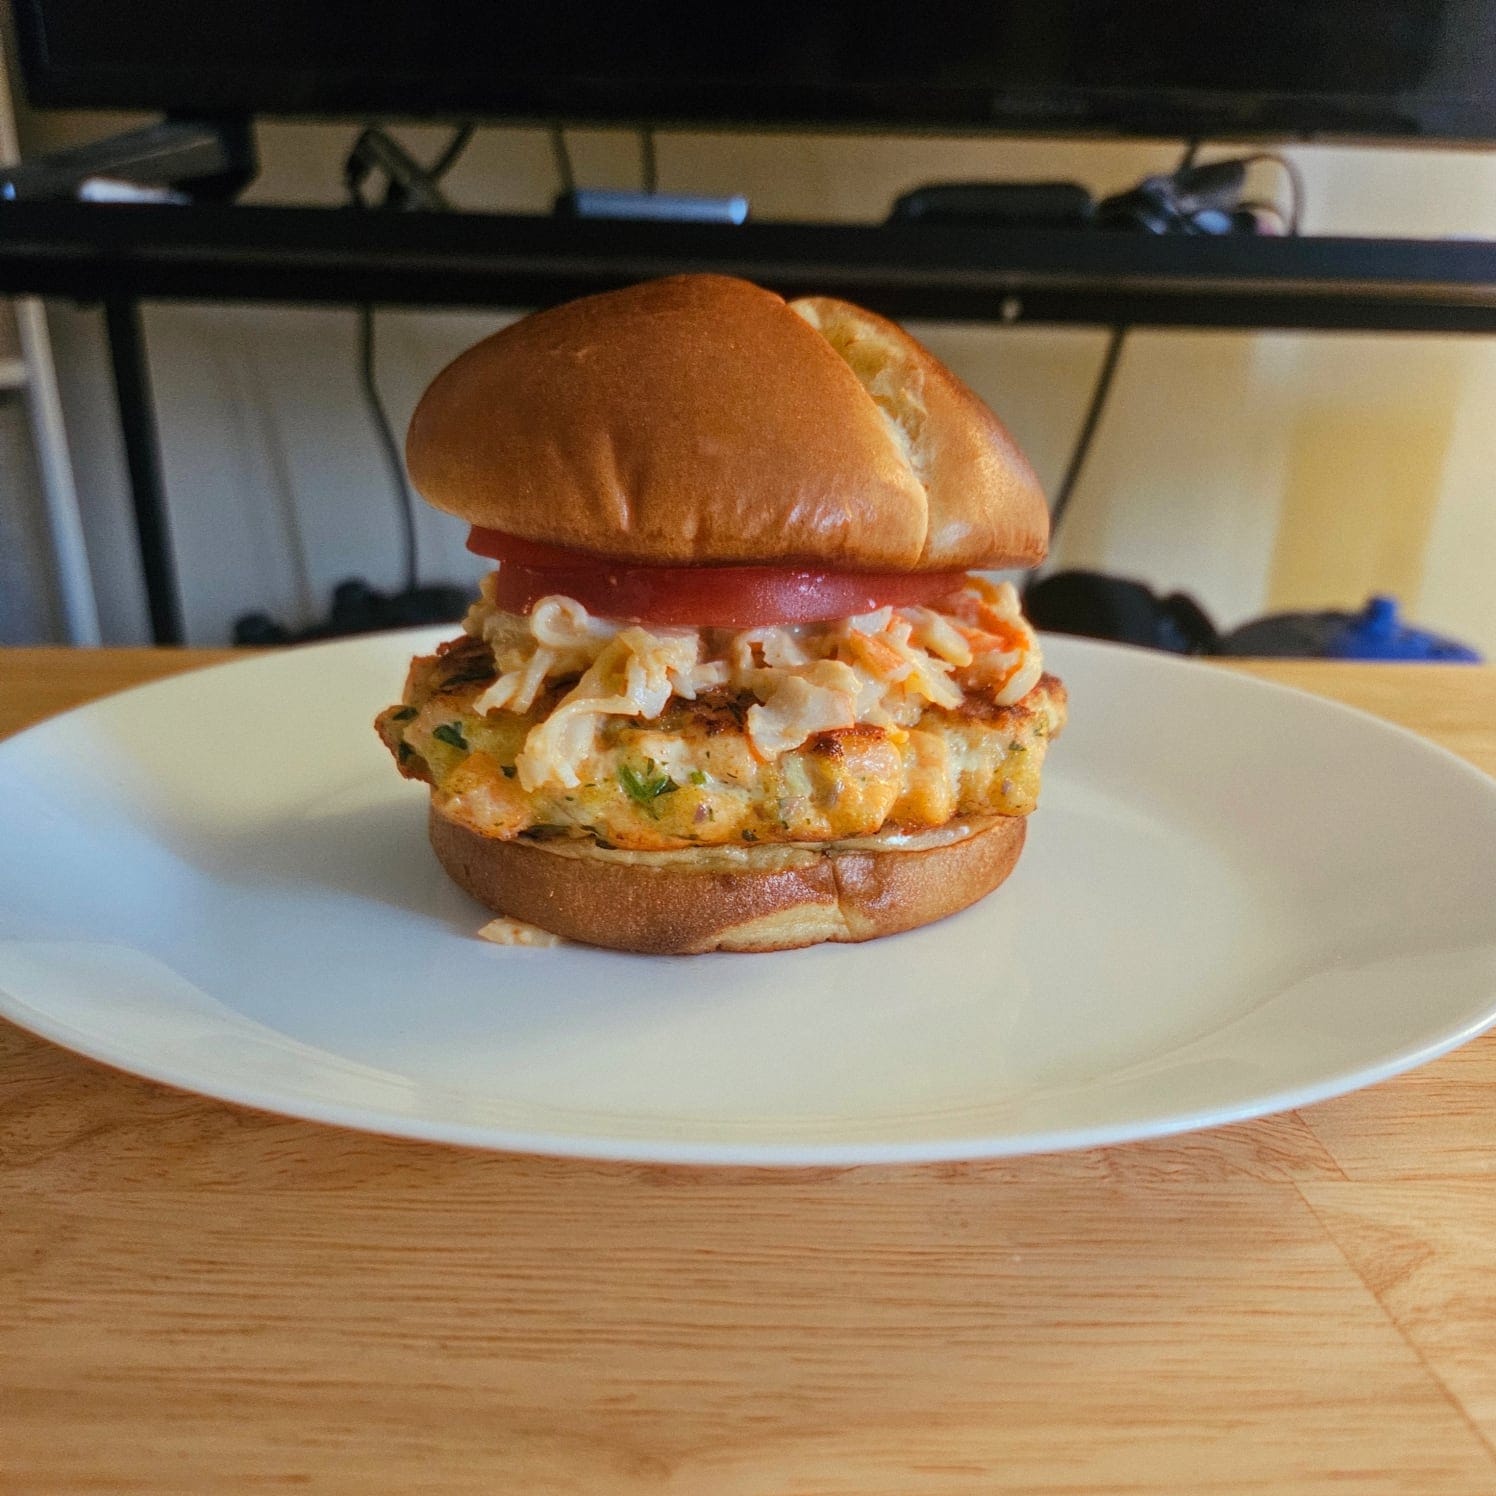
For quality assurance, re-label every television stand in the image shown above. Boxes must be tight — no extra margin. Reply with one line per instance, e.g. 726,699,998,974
1,200,1494,643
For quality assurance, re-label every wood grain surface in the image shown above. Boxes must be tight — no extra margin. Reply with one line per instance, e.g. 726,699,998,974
3,647,1495,1495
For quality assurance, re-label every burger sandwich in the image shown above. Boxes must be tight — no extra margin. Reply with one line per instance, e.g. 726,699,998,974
376,274,1066,953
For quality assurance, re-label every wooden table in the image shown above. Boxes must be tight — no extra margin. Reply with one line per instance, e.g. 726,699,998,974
4,648,1496,1495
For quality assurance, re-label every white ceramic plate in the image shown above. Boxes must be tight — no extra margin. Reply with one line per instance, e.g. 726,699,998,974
2,629,1494,1164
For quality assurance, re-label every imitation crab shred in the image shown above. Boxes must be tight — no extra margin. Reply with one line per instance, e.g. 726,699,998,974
462,574,1043,791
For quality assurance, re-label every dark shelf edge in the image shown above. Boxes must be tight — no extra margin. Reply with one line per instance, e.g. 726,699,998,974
2,202,1495,331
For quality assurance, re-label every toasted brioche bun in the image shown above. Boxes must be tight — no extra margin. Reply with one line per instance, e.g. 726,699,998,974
429,805,1027,954
406,274,1047,572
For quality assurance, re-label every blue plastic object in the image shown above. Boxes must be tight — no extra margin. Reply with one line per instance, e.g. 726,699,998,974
560,189,750,224
1326,595,1483,662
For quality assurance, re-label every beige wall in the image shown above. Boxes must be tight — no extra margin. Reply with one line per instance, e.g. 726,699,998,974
18,101,1496,649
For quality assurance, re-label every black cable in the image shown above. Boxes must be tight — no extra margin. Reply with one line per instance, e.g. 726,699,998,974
342,122,476,594
356,303,418,594
343,127,373,207
549,124,576,195
1177,137,1201,171
1238,198,1290,233
640,127,658,193
427,123,474,182
1047,326,1128,545
1237,151,1304,234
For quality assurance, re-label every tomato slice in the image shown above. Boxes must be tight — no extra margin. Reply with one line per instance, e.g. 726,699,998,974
466,528,966,628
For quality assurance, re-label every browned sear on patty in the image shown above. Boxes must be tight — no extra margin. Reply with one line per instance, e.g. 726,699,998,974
377,634,1066,851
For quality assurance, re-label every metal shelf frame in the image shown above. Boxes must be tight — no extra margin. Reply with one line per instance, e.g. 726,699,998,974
2,200,1495,643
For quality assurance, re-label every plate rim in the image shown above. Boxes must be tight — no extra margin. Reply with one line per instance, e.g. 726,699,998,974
2,628,1495,1165
2,975,1493,1165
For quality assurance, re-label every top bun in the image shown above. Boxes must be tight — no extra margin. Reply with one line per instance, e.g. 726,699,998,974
405,274,1047,572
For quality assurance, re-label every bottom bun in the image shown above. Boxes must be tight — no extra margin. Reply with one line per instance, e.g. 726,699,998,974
429,806,1027,954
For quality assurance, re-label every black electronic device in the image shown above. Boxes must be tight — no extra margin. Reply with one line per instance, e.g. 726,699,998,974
1097,161,1249,234
0,118,255,202
890,182,1094,229
233,579,468,646
13,1,1496,142
1096,157,1302,236
1025,570,1221,655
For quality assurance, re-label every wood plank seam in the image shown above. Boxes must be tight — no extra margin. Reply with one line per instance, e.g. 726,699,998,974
1293,1179,1496,1470
1287,1109,1351,1181
1292,1106,1353,1182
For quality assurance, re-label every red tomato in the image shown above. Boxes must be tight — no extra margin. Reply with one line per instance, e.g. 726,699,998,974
466,528,966,628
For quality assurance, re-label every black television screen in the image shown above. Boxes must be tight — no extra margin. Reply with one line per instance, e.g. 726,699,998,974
14,0,1496,142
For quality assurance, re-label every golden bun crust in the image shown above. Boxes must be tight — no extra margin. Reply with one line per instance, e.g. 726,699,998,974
405,274,1047,572
429,805,1027,954
791,297,1049,570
